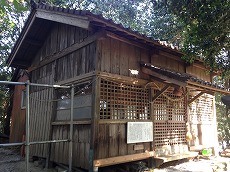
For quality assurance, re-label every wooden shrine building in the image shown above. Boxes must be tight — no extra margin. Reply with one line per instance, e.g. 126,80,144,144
7,3,230,171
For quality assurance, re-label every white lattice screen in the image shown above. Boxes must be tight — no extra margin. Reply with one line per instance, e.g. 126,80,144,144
189,93,214,123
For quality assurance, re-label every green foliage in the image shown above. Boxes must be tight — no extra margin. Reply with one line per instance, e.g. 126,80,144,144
0,0,29,134
154,0,230,75
214,76,230,146
216,93,230,145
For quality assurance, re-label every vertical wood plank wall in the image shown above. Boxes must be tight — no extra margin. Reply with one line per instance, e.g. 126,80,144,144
10,74,28,143
97,37,150,79
151,50,185,73
95,38,153,160
29,22,96,169
186,65,211,82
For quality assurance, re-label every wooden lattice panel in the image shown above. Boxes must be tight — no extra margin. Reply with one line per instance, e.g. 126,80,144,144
154,122,187,147
153,88,187,147
100,79,150,120
189,93,214,123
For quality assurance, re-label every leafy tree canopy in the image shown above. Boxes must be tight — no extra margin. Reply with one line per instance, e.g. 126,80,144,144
0,0,28,133
159,0,230,75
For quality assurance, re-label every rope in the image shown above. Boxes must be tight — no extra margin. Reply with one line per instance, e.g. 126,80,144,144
145,81,188,102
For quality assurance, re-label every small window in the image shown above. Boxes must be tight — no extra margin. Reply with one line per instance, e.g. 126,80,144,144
21,90,26,109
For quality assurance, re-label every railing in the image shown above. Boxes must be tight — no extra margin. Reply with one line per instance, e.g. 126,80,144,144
0,80,74,172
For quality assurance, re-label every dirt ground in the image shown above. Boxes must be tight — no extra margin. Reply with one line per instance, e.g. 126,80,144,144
0,147,229,172
0,148,56,172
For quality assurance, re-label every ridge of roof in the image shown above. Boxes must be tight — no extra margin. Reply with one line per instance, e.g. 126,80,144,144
33,3,180,52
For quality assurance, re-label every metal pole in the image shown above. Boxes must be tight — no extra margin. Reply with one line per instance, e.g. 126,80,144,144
30,83,70,89
69,85,74,172
0,139,69,147
25,80,30,172
0,81,26,85
0,142,25,147
0,80,70,88
29,139,69,145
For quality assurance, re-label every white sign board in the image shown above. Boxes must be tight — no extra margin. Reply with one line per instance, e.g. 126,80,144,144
127,122,153,144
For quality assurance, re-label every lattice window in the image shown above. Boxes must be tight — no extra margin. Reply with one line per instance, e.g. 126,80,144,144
153,89,186,122
154,123,186,147
153,88,187,147
100,79,150,120
189,93,214,123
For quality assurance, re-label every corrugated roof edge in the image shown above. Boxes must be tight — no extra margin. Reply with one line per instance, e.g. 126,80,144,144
141,62,226,91
34,3,181,53
7,2,183,67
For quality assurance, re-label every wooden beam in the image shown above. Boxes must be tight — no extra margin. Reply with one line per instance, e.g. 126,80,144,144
51,120,91,125
152,84,170,102
154,152,198,167
141,67,187,87
7,13,36,66
106,31,152,50
29,31,105,71
97,71,149,86
94,151,155,167
188,91,205,104
98,119,151,124
36,9,90,29
90,21,106,27
187,81,230,95
55,71,96,86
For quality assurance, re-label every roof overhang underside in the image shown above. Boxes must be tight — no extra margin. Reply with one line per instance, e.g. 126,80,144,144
7,8,91,69
140,63,230,95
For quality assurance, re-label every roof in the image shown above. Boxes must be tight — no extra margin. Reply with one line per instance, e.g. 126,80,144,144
7,3,182,68
140,62,229,94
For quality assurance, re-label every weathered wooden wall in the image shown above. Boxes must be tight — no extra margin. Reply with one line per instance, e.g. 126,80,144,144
97,37,150,79
186,63,211,82
151,50,185,73
95,36,190,160
10,74,28,143
95,123,151,159
31,22,96,83
50,124,91,169
29,22,96,168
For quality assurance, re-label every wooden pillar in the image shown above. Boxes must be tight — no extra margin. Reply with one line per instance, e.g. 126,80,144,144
212,96,219,156
89,76,101,171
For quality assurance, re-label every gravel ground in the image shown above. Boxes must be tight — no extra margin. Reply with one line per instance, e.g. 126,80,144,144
154,156,230,172
0,147,229,172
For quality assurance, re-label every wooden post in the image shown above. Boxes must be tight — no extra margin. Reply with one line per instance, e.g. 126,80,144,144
212,95,219,156
89,76,101,172
148,87,154,168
